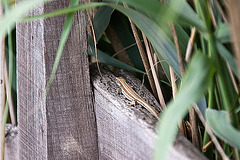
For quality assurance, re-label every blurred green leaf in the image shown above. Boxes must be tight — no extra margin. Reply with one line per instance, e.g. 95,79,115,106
154,53,216,160
210,0,223,25
168,0,205,31
206,109,240,150
111,0,205,31
197,97,208,118
216,42,239,78
194,0,211,30
174,23,189,56
215,23,230,43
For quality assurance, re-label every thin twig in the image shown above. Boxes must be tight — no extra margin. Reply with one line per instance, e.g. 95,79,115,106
202,140,213,152
142,33,166,108
112,40,143,58
193,105,229,160
84,0,104,79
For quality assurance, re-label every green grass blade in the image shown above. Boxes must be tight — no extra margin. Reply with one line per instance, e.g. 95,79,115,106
206,109,240,150
88,45,145,74
93,6,114,41
21,3,105,22
110,12,144,71
111,0,205,31
154,53,216,160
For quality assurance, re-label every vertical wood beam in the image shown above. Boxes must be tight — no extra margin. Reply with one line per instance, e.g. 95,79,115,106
0,1,5,159
16,1,98,159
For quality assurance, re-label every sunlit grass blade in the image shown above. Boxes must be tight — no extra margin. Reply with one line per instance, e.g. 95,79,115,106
206,109,240,150
154,53,216,160
0,0,51,38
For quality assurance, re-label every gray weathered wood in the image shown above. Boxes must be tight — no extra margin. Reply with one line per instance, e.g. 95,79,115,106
16,1,98,159
90,63,207,160
5,124,18,160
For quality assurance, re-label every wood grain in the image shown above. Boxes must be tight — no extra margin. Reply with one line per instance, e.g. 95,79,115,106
16,0,98,159
90,63,207,160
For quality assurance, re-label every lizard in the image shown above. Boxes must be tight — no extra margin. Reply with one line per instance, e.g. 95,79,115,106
116,77,159,120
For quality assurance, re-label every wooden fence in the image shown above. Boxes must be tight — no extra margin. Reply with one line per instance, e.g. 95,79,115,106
4,0,207,159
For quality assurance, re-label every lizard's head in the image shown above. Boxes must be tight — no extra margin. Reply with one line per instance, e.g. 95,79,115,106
116,77,125,87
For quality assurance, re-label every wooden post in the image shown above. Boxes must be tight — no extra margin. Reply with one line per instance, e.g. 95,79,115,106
0,1,5,159
16,1,98,159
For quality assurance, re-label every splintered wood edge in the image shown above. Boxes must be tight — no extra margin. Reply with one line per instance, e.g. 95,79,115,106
90,63,207,160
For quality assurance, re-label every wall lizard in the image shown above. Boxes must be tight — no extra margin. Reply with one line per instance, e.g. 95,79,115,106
116,77,159,120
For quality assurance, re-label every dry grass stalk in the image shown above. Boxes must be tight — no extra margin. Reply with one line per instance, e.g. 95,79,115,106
193,105,229,160
185,27,196,62
4,61,16,125
123,3,158,100
170,23,199,148
209,3,217,28
169,66,187,136
142,33,166,108
170,24,185,76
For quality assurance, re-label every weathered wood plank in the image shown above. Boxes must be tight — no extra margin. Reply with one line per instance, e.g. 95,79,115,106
5,124,18,160
16,1,98,159
90,63,207,160
0,2,5,159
